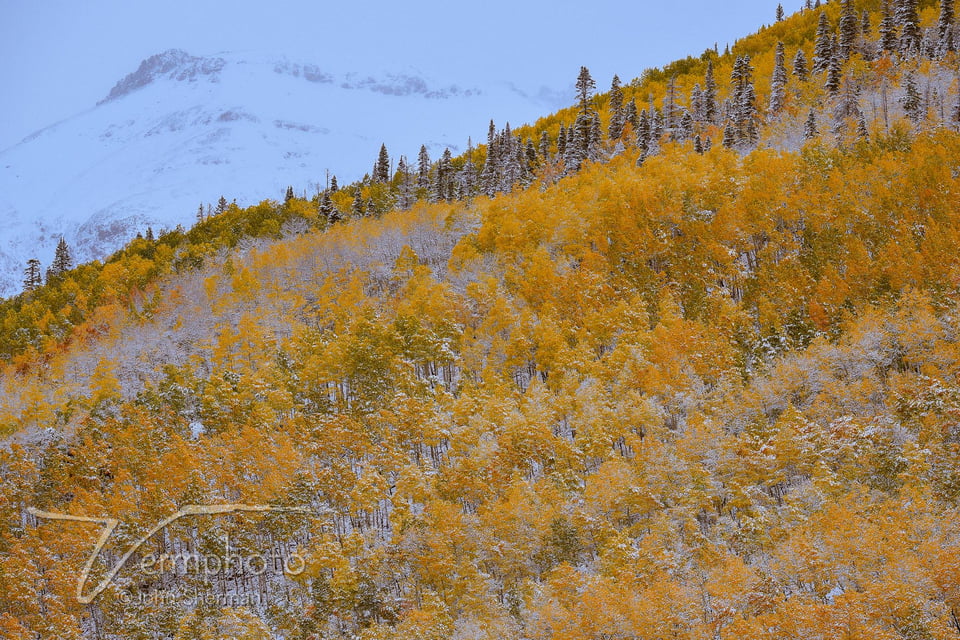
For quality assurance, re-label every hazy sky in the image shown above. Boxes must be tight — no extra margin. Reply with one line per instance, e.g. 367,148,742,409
1,0,783,149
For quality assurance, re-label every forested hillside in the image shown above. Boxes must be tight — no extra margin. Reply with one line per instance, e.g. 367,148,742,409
4,1,960,638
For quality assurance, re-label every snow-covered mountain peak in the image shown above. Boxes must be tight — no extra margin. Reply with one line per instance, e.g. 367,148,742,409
100,49,227,103
0,50,569,298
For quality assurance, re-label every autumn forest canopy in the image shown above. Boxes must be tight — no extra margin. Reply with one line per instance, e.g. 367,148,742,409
5,0,960,638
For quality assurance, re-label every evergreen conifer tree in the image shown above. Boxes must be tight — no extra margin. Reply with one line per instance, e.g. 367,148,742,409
374,144,390,183
722,124,736,147
879,1,899,52
777,3,785,21
589,114,603,159
650,106,665,145
396,156,414,209
524,139,537,173
608,75,625,140
898,0,922,54
319,190,337,222
690,84,704,122
215,196,228,215
539,130,551,161
813,13,833,73
624,99,639,130
901,72,924,122
636,110,650,154
575,66,596,112
23,259,42,291
461,139,478,198
351,189,365,217
826,43,843,94
678,111,694,141
285,186,295,203
703,61,718,123
51,237,73,276
664,76,680,132
804,109,819,139
770,42,788,114
417,145,431,190
838,0,859,59
939,0,956,55
793,49,810,81
834,76,863,125
436,148,454,200
731,56,759,145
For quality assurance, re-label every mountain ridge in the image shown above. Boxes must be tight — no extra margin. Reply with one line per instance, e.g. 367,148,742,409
0,49,569,297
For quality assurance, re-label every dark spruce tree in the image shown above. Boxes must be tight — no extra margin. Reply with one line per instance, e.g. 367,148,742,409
663,76,681,132
730,55,759,145
690,84,704,122
417,145,431,191
434,148,455,201
575,66,596,113
51,237,73,276
23,259,42,291
879,0,899,53
215,195,228,215
813,13,833,73
539,130,551,161
607,75,625,140
374,144,390,183
777,3,785,21
460,139,478,198
901,72,923,123
838,0,858,60
396,156,415,210
556,124,567,159
589,113,603,157
939,0,956,55
703,61,718,124
826,43,843,94
624,98,639,130
677,111,694,141
351,188,365,217
285,186,295,203
319,190,338,222
897,0,921,55
722,124,736,148
793,48,809,81
833,76,863,128
770,42,788,114
804,109,819,139
636,110,651,154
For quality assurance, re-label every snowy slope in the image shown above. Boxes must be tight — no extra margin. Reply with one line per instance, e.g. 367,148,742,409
0,49,568,297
